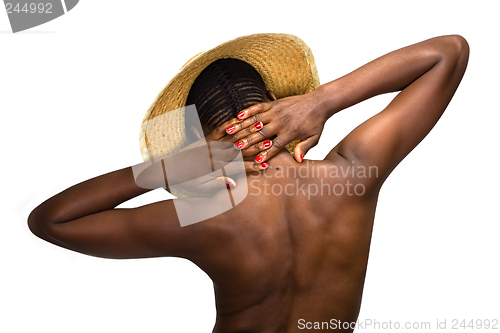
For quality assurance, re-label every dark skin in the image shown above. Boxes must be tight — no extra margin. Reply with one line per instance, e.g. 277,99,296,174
28,35,469,332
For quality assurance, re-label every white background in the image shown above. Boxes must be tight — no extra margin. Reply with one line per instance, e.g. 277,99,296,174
1,1,499,332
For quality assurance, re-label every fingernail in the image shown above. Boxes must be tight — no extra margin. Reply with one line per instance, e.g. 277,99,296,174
261,162,269,168
234,141,244,149
227,126,235,134
263,140,272,148
226,181,235,189
254,122,263,130
237,111,245,119
300,154,303,162
255,155,263,163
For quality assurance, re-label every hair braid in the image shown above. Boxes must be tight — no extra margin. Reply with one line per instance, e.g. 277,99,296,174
185,58,268,143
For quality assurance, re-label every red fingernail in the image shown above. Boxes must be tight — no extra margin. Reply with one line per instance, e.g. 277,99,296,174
263,140,272,148
227,126,235,134
255,155,263,163
254,122,263,130
261,162,269,168
234,141,244,149
300,154,303,162
237,111,245,119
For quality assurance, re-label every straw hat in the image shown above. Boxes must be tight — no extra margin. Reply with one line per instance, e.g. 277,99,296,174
139,33,320,197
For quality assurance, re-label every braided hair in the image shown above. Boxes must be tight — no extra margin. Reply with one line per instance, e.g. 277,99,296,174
185,58,268,143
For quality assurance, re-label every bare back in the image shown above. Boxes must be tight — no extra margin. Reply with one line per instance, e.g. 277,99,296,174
187,152,379,332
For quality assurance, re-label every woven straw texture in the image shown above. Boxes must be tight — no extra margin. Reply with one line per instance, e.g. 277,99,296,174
139,33,320,198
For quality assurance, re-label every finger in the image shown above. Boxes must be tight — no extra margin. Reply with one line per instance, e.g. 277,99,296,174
208,101,275,142
248,161,270,172
206,118,242,141
240,139,273,157
235,102,273,122
232,120,280,150
293,135,320,162
225,115,266,138
253,133,292,164
232,121,269,149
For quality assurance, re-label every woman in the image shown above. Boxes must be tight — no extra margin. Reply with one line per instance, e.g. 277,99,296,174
28,34,469,332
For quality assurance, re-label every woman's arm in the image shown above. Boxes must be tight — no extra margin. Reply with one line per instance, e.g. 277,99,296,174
29,167,149,230
224,35,469,164
324,35,469,185
27,166,172,259
27,159,227,259
224,34,469,186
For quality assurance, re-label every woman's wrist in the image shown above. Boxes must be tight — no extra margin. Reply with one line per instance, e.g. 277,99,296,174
309,81,341,123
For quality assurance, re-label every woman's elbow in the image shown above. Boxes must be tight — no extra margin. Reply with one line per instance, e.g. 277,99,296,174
450,34,469,59
28,208,55,242
442,34,470,66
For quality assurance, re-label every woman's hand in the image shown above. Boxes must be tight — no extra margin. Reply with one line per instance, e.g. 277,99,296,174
216,89,328,163
157,125,272,194
205,117,279,170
